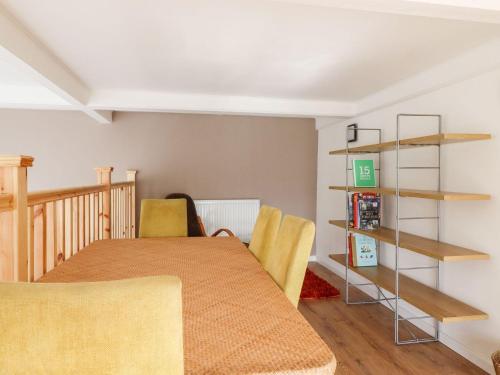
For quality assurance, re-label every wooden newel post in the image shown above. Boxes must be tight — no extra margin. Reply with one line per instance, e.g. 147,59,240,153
95,167,113,240
126,170,137,238
0,155,33,281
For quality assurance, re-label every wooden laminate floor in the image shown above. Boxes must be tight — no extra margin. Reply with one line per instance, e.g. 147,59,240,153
298,263,487,375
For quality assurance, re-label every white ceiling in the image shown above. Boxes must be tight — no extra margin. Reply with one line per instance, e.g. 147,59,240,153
1,0,500,121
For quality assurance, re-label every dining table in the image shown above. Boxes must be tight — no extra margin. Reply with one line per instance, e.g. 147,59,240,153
38,236,336,374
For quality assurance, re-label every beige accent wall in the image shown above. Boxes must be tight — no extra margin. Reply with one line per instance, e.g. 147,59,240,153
0,109,317,237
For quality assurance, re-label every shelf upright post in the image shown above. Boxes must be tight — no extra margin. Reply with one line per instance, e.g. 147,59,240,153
394,113,442,344
344,127,382,305
377,129,382,302
435,115,442,342
395,115,401,344
345,128,350,304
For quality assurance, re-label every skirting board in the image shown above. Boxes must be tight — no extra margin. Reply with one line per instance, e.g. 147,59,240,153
316,254,494,374
309,255,317,262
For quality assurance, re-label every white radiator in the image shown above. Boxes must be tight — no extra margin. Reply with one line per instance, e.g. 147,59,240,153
194,199,260,243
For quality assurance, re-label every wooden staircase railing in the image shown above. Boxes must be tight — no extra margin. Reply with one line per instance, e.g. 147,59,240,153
0,155,137,282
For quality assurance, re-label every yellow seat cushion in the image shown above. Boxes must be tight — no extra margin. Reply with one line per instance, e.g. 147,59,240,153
139,198,188,238
0,276,183,375
264,215,315,307
248,205,282,265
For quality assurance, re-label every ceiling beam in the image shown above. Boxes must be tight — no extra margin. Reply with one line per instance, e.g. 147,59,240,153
88,90,356,118
84,109,113,123
275,0,500,24
0,6,112,124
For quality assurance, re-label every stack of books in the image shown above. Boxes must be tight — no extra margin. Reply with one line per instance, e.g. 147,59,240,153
345,159,380,267
348,192,381,230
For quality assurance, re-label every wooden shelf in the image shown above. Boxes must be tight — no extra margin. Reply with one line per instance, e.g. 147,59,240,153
329,186,490,201
329,220,489,261
329,254,488,323
329,133,491,155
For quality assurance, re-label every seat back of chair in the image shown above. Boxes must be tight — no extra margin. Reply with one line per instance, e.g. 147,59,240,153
248,205,282,265
165,193,204,237
264,215,315,307
0,276,184,375
139,198,188,238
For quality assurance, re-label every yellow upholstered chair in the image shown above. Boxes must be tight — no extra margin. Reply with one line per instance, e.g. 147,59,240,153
139,198,188,238
264,215,315,307
248,205,282,265
0,276,184,375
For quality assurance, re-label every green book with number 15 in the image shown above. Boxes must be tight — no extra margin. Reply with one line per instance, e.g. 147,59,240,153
352,160,376,187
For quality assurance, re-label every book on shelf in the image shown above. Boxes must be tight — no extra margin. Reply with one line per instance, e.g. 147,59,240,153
349,192,354,227
352,192,359,227
350,234,377,267
348,233,354,267
348,192,380,230
352,159,376,187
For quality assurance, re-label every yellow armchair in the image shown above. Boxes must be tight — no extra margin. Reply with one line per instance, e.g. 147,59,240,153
248,205,282,266
0,276,184,375
139,198,188,238
264,215,315,307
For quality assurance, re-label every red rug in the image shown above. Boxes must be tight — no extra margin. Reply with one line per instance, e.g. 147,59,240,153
300,268,341,300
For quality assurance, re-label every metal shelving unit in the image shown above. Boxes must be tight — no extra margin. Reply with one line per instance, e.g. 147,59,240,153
332,114,490,345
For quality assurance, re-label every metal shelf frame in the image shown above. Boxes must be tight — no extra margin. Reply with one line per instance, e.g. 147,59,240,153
343,114,442,345
344,128,383,307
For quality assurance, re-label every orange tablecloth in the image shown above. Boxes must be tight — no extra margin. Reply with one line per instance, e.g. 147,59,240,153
39,237,336,374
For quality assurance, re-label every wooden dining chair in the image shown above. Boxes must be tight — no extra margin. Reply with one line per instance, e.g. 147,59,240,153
264,215,315,307
165,193,235,237
0,276,184,375
248,205,282,265
139,198,188,238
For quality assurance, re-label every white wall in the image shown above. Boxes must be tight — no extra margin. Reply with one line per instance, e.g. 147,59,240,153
316,67,500,373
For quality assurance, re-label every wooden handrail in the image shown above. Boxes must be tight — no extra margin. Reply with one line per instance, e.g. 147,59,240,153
0,193,13,212
28,185,106,206
111,181,135,189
